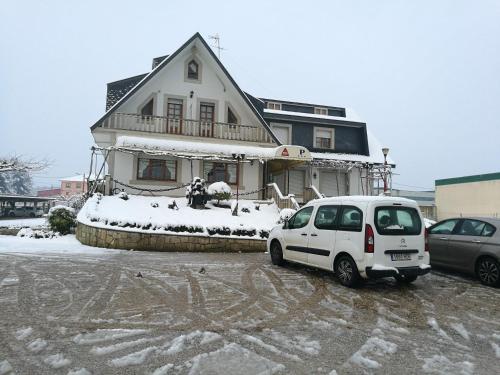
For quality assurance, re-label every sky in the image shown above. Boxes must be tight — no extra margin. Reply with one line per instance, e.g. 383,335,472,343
1,0,499,191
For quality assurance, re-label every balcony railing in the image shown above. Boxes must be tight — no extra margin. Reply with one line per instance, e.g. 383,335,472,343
100,113,274,143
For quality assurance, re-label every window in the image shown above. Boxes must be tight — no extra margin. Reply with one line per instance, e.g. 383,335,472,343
137,158,177,181
187,59,199,80
267,102,281,110
482,223,496,237
203,162,238,185
375,207,422,236
314,107,328,115
227,106,238,125
141,98,154,117
457,219,496,237
65,182,71,188
288,206,314,230
167,98,183,133
271,124,291,144
76,182,82,189
338,206,363,232
314,128,334,149
429,219,460,235
314,205,339,230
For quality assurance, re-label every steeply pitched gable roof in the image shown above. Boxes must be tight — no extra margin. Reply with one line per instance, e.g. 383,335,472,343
106,73,147,111
91,33,280,144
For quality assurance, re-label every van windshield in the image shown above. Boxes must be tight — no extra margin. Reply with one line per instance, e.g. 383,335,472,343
375,206,422,235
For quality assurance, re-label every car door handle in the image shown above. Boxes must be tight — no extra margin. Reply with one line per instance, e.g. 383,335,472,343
472,240,482,243
310,233,318,237
301,233,308,236
439,237,448,240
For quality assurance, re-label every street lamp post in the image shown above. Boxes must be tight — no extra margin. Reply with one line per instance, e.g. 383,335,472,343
382,147,389,194
232,153,245,216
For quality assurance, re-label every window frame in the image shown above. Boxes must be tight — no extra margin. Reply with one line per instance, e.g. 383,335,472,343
203,161,239,186
267,102,282,110
287,206,314,230
337,205,363,232
270,123,292,144
314,205,340,230
456,219,497,237
313,127,335,150
374,206,422,236
137,157,177,182
429,219,461,235
314,107,328,115
187,59,199,80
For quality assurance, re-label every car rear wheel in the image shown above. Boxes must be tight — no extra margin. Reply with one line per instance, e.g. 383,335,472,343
394,274,418,283
335,255,361,287
476,257,500,287
270,241,285,266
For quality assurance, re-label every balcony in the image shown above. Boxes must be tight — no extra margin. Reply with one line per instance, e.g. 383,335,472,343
100,113,274,144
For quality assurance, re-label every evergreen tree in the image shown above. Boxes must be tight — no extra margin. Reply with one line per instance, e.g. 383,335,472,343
9,171,33,195
0,172,10,193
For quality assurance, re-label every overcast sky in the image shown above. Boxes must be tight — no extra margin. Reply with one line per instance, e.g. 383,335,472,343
1,0,499,191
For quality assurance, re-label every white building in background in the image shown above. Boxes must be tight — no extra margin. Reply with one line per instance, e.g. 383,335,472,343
89,33,393,206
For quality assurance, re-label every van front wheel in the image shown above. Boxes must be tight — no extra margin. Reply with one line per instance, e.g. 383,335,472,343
335,255,361,287
394,274,418,283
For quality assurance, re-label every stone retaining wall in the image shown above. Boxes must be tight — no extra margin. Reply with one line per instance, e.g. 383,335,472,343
76,222,266,252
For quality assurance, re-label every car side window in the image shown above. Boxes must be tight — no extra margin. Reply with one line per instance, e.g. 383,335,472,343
288,206,314,230
458,219,486,236
338,206,363,232
314,205,339,230
481,223,496,237
429,219,459,235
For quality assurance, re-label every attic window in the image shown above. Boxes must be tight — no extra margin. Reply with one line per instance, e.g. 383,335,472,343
227,107,238,125
267,102,281,110
141,98,154,117
314,107,328,116
187,60,199,80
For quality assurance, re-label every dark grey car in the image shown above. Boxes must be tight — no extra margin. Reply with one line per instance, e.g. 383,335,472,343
428,217,500,286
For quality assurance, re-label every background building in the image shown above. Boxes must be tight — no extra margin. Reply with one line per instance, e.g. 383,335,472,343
435,172,500,220
375,188,436,219
60,175,92,197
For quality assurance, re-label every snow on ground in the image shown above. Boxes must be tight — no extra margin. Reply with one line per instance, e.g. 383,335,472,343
0,217,47,229
77,194,281,239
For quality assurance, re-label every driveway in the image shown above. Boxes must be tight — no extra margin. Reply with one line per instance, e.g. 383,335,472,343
0,246,499,374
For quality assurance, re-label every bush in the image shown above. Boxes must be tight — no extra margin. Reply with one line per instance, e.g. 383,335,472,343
207,182,232,205
48,206,76,235
207,226,231,236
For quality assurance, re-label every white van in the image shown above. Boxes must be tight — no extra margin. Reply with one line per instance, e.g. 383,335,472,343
267,196,431,287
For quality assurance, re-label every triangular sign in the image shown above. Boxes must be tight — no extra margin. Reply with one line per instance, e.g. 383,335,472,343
281,148,289,157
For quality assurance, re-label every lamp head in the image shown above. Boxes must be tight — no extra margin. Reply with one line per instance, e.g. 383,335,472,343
382,147,389,157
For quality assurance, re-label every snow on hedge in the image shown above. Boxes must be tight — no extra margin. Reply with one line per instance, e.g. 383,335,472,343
207,181,231,195
77,194,282,240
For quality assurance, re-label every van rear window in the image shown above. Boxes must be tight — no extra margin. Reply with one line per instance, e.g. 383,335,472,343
375,207,422,235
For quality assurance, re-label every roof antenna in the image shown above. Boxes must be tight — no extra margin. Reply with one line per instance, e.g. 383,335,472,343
208,33,226,59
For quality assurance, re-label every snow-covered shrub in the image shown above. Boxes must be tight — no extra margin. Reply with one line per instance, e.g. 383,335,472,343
117,191,129,200
207,182,232,206
17,228,59,239
150,201,159,208
67,193,87,213
231,228,256,237
48,205,76,235
240,204,251,213
207,226,231,236
186,177,209,208
259,229,270,239
168,200,179,210
278,208,296,224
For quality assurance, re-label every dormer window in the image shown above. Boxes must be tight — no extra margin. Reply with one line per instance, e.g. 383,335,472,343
314,107,328,115
187,60,199,80
267,102,281,110
141,98,154,117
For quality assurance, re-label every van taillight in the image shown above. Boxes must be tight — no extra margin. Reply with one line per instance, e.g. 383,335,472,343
365,224,374,253
425,228,429,252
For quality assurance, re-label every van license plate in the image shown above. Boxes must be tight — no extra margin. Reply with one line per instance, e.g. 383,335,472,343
391,253,411,261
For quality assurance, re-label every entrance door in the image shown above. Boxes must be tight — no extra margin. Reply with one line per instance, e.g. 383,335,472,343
200,103,215,137
289,169,305,202
167,99,183,134
319,171,347,197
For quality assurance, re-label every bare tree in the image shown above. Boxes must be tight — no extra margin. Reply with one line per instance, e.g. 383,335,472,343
0,156,50,173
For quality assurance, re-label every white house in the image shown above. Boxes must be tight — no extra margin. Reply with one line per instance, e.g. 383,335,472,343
89,33,392,207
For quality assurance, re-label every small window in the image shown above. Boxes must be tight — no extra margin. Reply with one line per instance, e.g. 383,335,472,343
227,107,238,125
429,219,460,235
76,182,82,189
65,182,71,188
314,107,328,115
203,162,238,185
267,102,281,110
187,59,199,80
339,206,363,232
314,205,339,230
482,223,496,237
137,158,177,181
375,206,422,236
141,98,154,117
458,219,493,236
288,206,314,230
314,128,334,149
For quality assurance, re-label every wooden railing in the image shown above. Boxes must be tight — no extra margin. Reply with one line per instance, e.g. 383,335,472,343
304,185,325,202
266,183,300,210
100,113,274,143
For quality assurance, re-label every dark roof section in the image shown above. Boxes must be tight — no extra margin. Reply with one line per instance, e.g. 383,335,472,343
436,172,500,186
262,110,365,128
106,74,148,111
91,33,280,144
259,97,346,117
152,55,169,69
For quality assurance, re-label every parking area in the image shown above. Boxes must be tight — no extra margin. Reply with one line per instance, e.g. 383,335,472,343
0,248,499,374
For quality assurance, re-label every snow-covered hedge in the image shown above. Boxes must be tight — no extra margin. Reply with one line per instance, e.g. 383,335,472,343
207,181,232,206
17,228,59,239
48,205,76,235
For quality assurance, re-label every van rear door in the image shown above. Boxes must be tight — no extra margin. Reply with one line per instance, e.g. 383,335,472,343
373,205,424,267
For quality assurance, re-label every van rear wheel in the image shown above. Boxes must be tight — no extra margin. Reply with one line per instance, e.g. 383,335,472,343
394,274,418,283
335,255,361,287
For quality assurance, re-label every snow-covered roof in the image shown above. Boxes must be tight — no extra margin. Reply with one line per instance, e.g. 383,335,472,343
312,129,395,165
263,108,363,123
60,174,96,182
